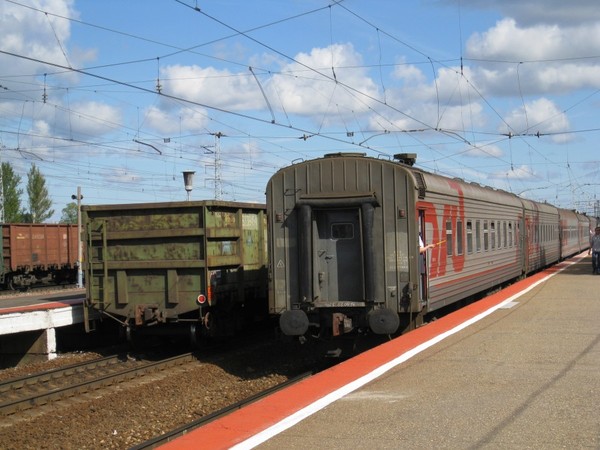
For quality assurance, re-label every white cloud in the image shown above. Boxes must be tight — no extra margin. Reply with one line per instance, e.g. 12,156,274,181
502,97,571,142
0,0,83,83
270,43,380,118
463,144,503,158
464,18,600,97
491,164,536,180
144,105,209,135
457,0,600,26
467,18,600,62
161,65,263,111
373,63,487,132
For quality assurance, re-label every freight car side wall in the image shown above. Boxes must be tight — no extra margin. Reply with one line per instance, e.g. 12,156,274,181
83,201,267,330
1,224,78,272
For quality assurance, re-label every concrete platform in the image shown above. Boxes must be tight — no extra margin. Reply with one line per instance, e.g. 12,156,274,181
163,253,600,449
0,289,87,367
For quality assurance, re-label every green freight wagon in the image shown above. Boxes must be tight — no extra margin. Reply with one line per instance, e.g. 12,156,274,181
82,200,268,344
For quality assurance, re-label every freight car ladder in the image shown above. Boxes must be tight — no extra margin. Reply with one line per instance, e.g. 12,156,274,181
83,220,109,333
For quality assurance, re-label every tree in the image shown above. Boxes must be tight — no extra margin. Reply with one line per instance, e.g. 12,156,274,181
26,164,54,223
60,202,78,224
1,162,24,223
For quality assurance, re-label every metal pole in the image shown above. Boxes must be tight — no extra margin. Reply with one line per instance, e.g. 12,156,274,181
76,186,83,288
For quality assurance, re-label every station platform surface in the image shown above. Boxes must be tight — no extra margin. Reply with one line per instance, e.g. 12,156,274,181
164,253,599,449
0,288,85,336
0,288,84,314
0,289,86,366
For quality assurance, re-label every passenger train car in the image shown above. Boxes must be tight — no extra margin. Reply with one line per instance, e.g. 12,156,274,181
266,153,594,340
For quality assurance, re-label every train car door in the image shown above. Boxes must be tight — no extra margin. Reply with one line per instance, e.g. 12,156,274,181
419,210,429,302
313,208,364,302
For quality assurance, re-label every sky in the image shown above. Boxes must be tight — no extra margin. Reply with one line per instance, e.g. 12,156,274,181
1,0,600,221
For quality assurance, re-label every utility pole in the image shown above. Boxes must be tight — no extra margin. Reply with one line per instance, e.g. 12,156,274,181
71,187,83,288
0,145,4,223
212,132,223,200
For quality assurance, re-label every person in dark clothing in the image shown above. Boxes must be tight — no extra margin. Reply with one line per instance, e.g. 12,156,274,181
589,226,600,274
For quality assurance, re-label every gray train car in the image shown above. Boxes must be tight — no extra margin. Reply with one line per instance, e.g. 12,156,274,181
579,213,596,253
520,198,560,272
266,152,564,341
415,173,524,312
82,200,268,343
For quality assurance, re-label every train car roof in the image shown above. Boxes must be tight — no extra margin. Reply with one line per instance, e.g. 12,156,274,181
82,199,266,212
272,152,567,213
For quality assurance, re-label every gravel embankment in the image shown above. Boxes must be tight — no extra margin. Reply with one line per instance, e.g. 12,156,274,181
0,339,319,450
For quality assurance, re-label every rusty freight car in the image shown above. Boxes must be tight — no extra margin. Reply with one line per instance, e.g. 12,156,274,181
81,200,268,344
0,223,79,290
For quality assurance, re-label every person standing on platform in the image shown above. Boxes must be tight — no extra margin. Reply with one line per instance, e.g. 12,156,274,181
589,226,600,274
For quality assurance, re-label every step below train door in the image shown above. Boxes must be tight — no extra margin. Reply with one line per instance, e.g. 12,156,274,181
313,208,364,303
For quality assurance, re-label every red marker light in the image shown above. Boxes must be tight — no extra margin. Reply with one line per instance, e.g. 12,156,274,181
197,294,206,305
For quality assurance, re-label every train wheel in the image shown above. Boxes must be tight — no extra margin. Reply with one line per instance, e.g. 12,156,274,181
189,324,200,348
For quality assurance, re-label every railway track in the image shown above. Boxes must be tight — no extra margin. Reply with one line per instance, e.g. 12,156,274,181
0,352,196,421
0,336,326,447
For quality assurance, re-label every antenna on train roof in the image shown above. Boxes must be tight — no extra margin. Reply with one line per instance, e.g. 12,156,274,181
393,153,417,166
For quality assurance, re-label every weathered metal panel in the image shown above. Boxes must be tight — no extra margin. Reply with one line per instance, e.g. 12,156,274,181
1,224,78,271
82,200,267,328
267,153,415,317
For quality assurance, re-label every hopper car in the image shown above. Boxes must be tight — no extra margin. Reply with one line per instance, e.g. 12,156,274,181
0,223,79,290
81,200,268,345
266,152,594,341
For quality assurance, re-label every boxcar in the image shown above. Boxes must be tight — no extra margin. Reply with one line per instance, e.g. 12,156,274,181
0,223,79,289
266,152,570,341
82,201,268,343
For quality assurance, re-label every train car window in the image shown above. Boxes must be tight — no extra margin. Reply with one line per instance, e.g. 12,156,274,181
491,221,496,250
456,219,463,255
446,220,453,256
476,220,482,252
466,220,473,254
331,223,354,240
498,221,503,249
508,222,513,248
483,220,489,251
503,222,508,249
497,221,500,249
542,224,545,243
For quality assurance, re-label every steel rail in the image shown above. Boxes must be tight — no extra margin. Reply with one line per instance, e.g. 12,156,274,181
0,353,195,416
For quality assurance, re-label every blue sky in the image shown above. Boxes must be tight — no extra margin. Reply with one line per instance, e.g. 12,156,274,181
1,0,600,221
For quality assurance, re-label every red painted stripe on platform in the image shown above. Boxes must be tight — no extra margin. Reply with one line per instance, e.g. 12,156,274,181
163,255,585,450
0,297,84,314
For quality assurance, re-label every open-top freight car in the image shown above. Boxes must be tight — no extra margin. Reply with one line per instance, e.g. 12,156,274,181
81,200,268,344
266,152,591,343
0,223,79,290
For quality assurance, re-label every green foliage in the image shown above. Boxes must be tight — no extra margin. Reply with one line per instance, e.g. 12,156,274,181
26,163,54,223
60,202,78,224
1,162,24,223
